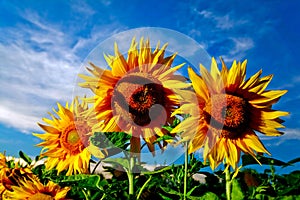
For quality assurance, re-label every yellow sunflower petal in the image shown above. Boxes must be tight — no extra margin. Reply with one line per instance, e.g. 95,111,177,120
242,132,270,155
188,67,209,101
111,42,129,76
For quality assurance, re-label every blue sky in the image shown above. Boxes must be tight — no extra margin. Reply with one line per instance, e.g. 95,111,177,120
0,0,300,172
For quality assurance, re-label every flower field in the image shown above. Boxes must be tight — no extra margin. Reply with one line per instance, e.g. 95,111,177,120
1,35,298,200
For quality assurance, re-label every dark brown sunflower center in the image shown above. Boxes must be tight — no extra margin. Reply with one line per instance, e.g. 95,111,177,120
112,73,167,127
29,193,54,200
128,83,165,126
204,94,249,139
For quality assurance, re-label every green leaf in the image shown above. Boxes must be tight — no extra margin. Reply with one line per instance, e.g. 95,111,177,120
56,174,107,190
154,135,174,143
195,192,220,200
162,116,182,132
283,170,300,186
285,157,300,167
255,194,274,200
90,132,131,150
160,186,182,196
7,160,15,168
242,154,290,167
103,157,130,171
162,125,173,132
19,151,32,165
276,195,300,200
277,171,300,196
158,193,174,200
142,165,174,175
186,185,200,196
231,179,244,200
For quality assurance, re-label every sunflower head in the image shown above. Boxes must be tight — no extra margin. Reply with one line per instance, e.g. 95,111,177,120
33,98,96,175
3,176,70,200
0,153,36,199
174,57,288,170
79,38,190,156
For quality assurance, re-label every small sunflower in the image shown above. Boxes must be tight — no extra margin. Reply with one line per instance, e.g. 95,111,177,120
0,153,10,197
33,98,96,175
0,153,35,198
173,57,288,169
79,38,190,155
3,177,70,200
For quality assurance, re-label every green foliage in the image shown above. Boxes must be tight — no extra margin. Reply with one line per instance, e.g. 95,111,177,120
19,150,32,165
162,116,182,132
231,179,244,200
90,131,131,150
196,192,220,200
5,150,300,200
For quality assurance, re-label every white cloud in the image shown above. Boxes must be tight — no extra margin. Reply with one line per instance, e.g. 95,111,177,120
71,1,96,16
0,9,125,133
100,0,112,6
229,37,254,55
189,8,255,62
195,9,247,31
0,105,40,133
20,10,65,38
221,37,254,62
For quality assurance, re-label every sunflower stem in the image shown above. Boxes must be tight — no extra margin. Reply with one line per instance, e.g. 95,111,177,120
100,193,106,200
183,141,189,200
137,175,152,199
225,165,232,200
128,155,135,199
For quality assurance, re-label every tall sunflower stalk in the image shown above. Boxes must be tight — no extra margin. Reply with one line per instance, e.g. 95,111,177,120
183,141,189,200
225,165,232,200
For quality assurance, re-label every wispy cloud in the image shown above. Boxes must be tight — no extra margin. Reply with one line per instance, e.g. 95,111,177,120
20,10,64,36
71,1,96,16
0,6,126,133
221,37,254,62
183,7,256,62
100,0,112,6
175,1,285,65
195,9,247,30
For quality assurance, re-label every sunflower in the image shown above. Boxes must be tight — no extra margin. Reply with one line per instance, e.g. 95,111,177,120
0,153,35,198
79,38,190,156
3,176,70,200
0,153,9,197
173,57,288,170
33,98,96,175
